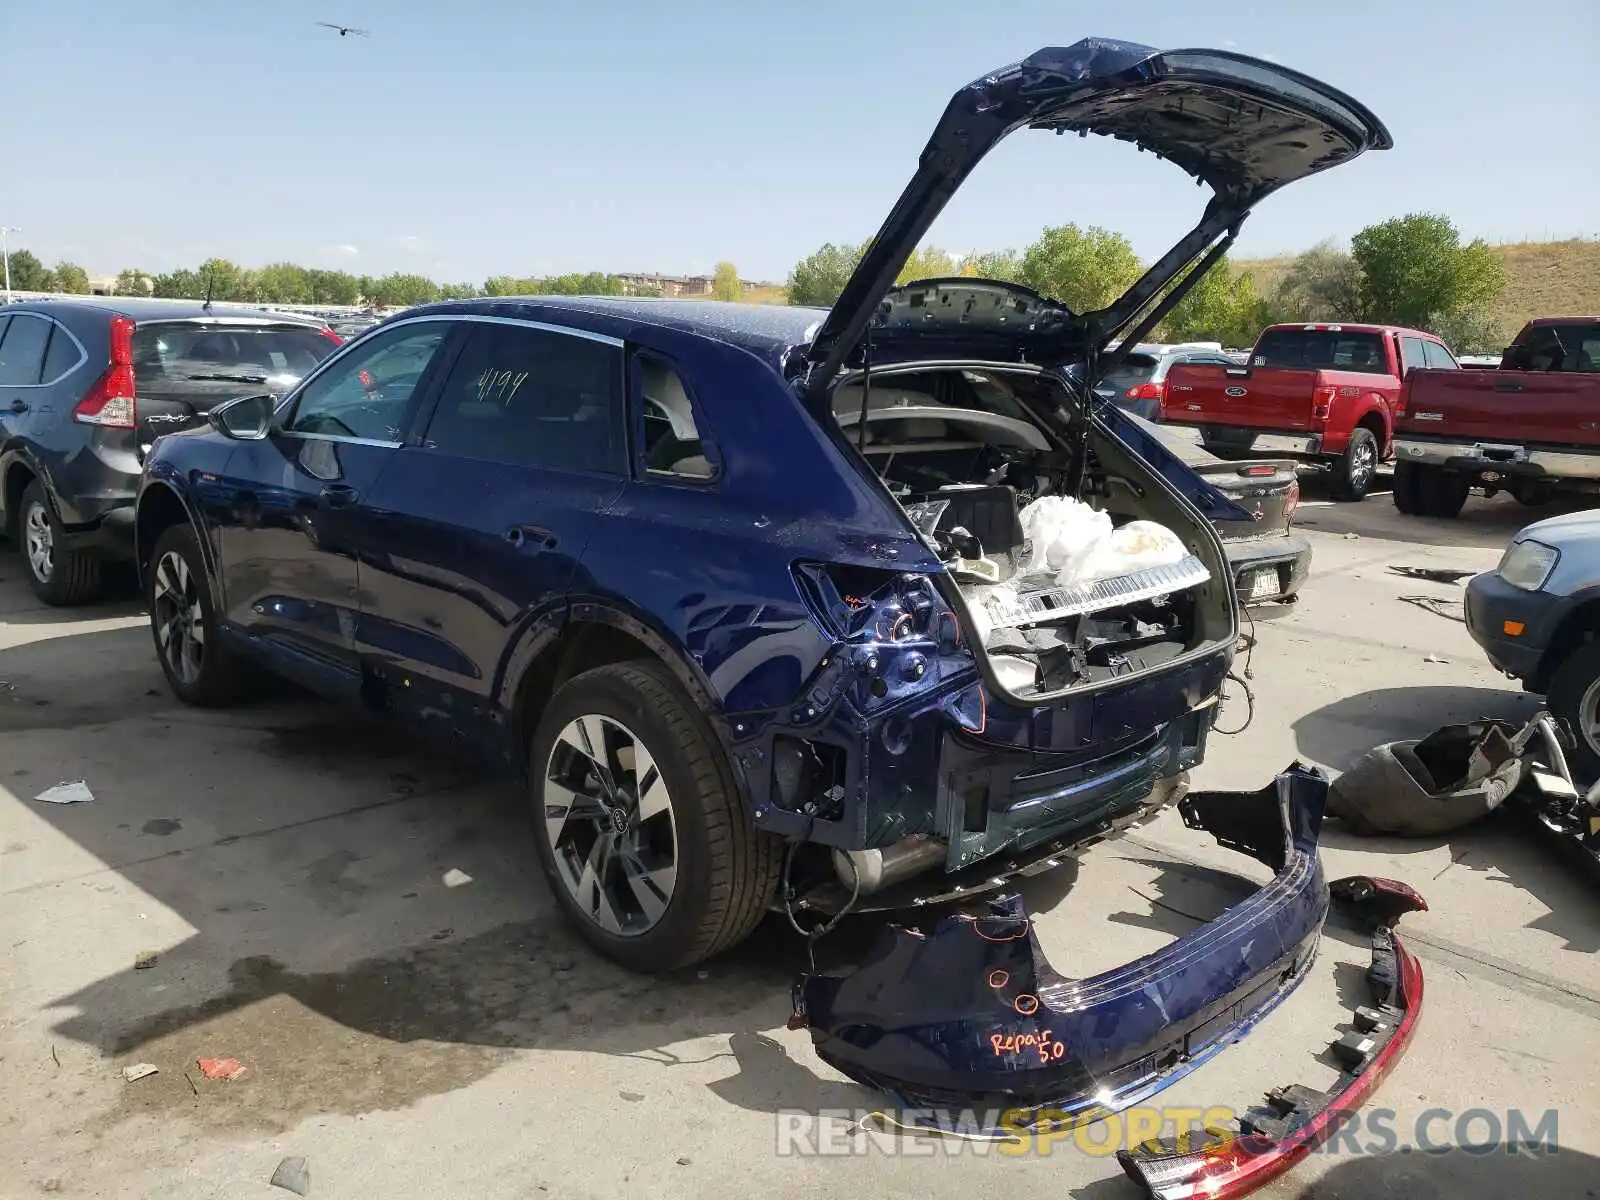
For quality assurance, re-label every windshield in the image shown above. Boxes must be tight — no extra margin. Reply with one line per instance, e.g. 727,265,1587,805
132,322,337,387
1252,328,1389,374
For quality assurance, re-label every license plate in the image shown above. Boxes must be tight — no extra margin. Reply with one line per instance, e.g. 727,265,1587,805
1247,569,1281,599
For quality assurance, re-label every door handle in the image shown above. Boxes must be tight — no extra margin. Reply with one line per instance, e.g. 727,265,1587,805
320,484,359,508
1493,381,1523,392
8,399,27,414
504,525,557,549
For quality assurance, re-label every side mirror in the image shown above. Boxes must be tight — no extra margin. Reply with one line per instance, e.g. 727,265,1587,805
207,392,278,440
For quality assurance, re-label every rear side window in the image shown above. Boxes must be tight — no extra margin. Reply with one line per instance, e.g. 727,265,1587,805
41,323,82,382
639,357,714,480
0,313,53,385
132,322,338,389
1507,324,1600,373
1399,337,1430,373
1252,329,1390,374
422,323,625,475
1421,340,1458,369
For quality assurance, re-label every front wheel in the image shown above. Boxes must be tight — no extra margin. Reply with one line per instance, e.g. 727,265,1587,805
528,660,782,972
1330,428,1379,501
147,524,254,706
1548,641,1600,781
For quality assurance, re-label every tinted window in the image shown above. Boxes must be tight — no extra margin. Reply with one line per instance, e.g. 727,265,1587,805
1099,353,1160,388
0,314,52,385
640,357,713,479
132,322,338,391
1421,340,1458,369
41,322,81,382
1508,324,1600,373
1400,337,1429,373
1252,329,1390,374
286,321,450,441
422,323,625,475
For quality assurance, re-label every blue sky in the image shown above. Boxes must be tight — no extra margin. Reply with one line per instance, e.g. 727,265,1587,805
2,0,1595,284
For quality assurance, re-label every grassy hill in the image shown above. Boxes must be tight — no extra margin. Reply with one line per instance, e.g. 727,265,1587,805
1236,238,1600,335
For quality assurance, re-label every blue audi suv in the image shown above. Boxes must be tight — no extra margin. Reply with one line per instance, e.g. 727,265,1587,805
134,39,1390,972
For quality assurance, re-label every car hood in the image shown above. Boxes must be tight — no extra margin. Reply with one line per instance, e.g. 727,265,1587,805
801,38,1391,401
1518,508,1600,545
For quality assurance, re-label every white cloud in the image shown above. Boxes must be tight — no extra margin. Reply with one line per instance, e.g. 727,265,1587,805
393,234,425,252
322,244,360,259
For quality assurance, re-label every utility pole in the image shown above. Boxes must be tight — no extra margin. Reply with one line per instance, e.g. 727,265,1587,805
0,226,18,303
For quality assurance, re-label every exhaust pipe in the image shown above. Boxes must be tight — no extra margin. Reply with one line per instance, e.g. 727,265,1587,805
832,834,946,894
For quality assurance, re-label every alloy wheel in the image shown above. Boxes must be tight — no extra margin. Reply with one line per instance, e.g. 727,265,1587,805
152,550,206,685
542,714,679,936
23,502,53,582
1579,676,1600,761
1350,439,1376,487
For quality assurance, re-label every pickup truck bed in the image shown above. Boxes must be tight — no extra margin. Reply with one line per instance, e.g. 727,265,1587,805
1392,316,1600,518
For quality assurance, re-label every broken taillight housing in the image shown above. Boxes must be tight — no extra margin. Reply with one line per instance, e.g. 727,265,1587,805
792,564,965,654
73,314,137,429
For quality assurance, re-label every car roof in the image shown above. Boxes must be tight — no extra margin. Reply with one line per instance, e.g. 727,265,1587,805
1261,321,1441,340
401,296,830,369
2,297,325,325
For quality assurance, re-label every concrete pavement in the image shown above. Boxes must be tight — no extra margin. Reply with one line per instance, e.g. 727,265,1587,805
2,481,1597,1199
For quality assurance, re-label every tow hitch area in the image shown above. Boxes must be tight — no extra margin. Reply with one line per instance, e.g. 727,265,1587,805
1118,885,1425,1199
793,764,1335,1132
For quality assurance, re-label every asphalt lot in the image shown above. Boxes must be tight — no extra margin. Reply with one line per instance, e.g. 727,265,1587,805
3,474,1599,1199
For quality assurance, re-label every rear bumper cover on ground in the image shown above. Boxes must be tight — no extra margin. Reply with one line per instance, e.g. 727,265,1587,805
797,764,1332,1122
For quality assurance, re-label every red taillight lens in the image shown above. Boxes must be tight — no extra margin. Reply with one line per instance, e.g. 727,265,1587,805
1311,385,1337,421
1285,478,1300,516
1125,382,1165,401
318,327,343,348
73,315,137,429
1239,464,1276,476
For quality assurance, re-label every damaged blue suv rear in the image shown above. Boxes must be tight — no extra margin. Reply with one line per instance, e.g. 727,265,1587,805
137,41,1420,1192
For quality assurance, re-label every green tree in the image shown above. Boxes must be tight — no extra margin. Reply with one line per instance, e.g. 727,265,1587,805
1266,239,1366,322
253,262,313,304
958,250,1025,282
896,246,956,284
1427,305,1509,356
117,268,156,296
1156,258,1269,347
1019,225,1143,312
437,282,477,300
368,273,440,306
150,267,202,298
712,261,743,302
787,242,864,307
1350,213,1506,330
4,249,53,292
306,268,362,305
51,261,91,294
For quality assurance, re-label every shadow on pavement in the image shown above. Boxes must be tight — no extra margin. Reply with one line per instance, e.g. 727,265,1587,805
1289,478,1588,553
1295,1142,1598,1199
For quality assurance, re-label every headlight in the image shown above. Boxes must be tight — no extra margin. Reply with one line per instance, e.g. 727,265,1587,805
1498,539,1559,591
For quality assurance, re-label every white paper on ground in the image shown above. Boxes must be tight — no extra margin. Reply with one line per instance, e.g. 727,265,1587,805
442,868,473,888
34,781,95,805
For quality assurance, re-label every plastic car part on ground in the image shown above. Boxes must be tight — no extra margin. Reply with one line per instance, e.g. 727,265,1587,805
1327,719,1524,836
793,764,1334,1134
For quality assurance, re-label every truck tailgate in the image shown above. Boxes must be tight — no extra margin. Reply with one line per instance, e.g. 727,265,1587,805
1400,369,1600,448
1163,364,1319,431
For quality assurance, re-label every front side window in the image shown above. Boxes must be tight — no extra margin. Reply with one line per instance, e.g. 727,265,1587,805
0,314,52,386
421,322,626,474
1400,337,1430,373
285,321,451,441
1422,340,1458,369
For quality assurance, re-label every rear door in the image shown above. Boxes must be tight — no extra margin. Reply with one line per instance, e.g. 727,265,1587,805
209,319,455,697
131,319,341,450
348,317,629,748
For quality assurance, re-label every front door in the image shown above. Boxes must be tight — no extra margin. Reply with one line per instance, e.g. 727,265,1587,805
210,319,456,698
348,317,630,753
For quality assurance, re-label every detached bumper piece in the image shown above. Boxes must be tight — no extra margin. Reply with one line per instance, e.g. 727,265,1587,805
1118,878,1426,1200
795,764,1331,1129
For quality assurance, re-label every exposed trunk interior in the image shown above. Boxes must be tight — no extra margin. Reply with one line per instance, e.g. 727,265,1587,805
831,364,1234,702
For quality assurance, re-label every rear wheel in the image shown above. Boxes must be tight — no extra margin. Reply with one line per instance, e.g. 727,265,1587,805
1392,460,1424,515
148,524,254,706
1330,428,1379,501
1549,640,1600,780
19,481,104,606
1417,466,1471,519
528,660,782,972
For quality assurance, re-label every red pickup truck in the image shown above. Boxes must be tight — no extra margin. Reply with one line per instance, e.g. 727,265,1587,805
1392,316,1600,518
1160,323,1458,501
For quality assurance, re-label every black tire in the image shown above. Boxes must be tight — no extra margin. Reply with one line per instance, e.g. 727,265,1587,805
1418,466,1471,519
17,481,104,606
1392,460,1424,515
1549,641,1600,781
1330,427,1379,501
528,660,782,972
147,523,253,706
